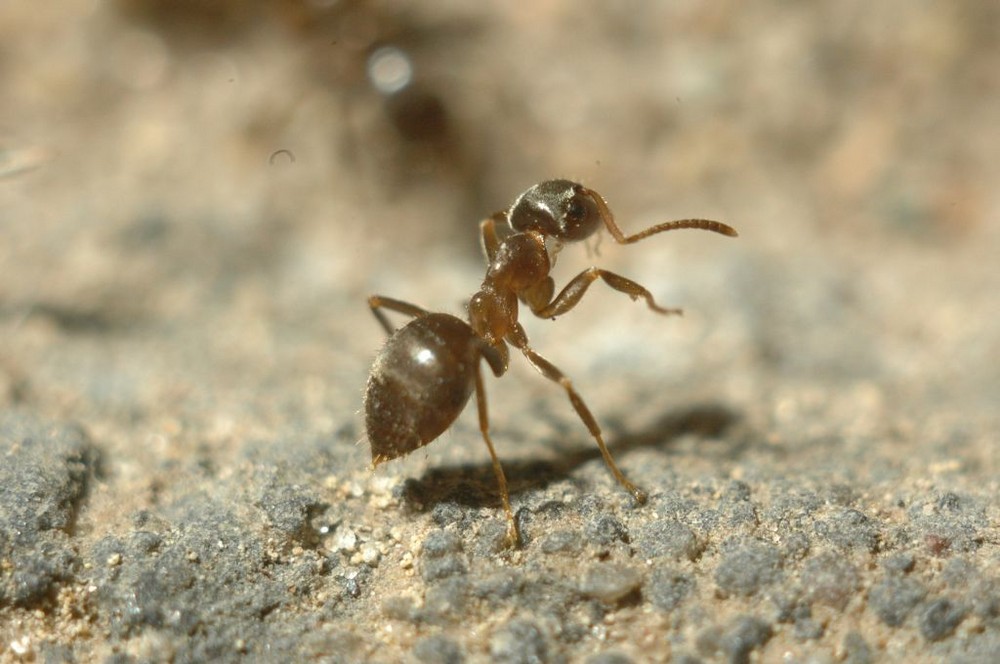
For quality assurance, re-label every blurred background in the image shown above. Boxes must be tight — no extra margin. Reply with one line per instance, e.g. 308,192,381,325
3,0,997,445
1,1,998,658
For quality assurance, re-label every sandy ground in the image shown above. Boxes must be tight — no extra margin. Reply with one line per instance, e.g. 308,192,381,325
2,1,998,662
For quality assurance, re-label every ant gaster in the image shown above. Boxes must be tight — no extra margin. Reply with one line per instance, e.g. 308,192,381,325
365,180,737,546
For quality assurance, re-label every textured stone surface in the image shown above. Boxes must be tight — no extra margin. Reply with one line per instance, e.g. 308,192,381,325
1,2,998,662
714,540,784,597
0,413,98,609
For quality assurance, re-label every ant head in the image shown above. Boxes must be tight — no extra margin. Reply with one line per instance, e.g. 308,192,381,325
508,180,603,242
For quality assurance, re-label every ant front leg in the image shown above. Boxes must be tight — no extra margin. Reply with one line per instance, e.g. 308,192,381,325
480,211,508,265
506,324,647,505
525,268,682,319
473,360,520,547
367,295,430,336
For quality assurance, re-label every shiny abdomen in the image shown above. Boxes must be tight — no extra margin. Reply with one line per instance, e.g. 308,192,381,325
364,313,481,464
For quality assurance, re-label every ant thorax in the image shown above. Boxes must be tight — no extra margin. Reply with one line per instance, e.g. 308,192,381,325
485,232,550,291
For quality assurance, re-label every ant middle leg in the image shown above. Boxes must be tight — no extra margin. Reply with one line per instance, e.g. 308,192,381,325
368,295,429,335
506,324,647,505
526,268,682,318
474,361,520,547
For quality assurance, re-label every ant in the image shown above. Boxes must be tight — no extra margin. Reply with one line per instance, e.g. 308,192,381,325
364,179,737,546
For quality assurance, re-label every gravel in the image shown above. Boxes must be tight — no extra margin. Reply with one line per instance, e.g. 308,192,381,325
867,576,929,628
0,413,98,608
714,540,784,597
2,2,997,662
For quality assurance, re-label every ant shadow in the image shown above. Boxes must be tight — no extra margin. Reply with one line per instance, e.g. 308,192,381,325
400,402,742,515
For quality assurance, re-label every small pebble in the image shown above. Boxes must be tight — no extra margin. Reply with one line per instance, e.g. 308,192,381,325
714,541,782,597
334,528,358,553
586,514,629,547
868,576,927,627
420,531,467,582
382,595,417,622
919,598,967,642
490,619,548,664
882,553,916,575
431,503,466,528
413,635,464,664
421,530,463,557
802,551,858,610
539,529,582,555
647,567,694,612
419,577,469,625
360,543,380,566
633,519,702,561
722,616,773,664
813,508,880,553
421,555,467,583
579,562,642,603
842,631,873,664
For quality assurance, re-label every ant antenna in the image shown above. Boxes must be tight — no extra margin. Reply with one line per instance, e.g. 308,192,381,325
583,187,739,244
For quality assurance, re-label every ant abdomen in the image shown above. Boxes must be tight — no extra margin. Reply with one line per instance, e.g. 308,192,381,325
365,313,480,465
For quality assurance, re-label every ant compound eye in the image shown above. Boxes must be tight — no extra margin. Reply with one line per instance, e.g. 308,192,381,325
565,197,586,222
559,190,602,241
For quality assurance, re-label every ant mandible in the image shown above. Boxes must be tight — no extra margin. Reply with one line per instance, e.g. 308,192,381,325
364,179,737,546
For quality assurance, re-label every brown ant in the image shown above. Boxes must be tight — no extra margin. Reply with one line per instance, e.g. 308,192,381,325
364,179,737,546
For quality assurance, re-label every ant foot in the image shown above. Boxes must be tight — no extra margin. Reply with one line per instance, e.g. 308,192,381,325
504,519,522,549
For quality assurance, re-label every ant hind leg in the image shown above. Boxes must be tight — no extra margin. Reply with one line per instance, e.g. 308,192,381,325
368,295,430,335
506,324,647,505
474,361,520,547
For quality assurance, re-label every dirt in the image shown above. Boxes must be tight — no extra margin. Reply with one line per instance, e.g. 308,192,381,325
2,2,998,662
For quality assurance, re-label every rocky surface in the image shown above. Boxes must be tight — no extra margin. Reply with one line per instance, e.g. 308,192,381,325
2,2,997,662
